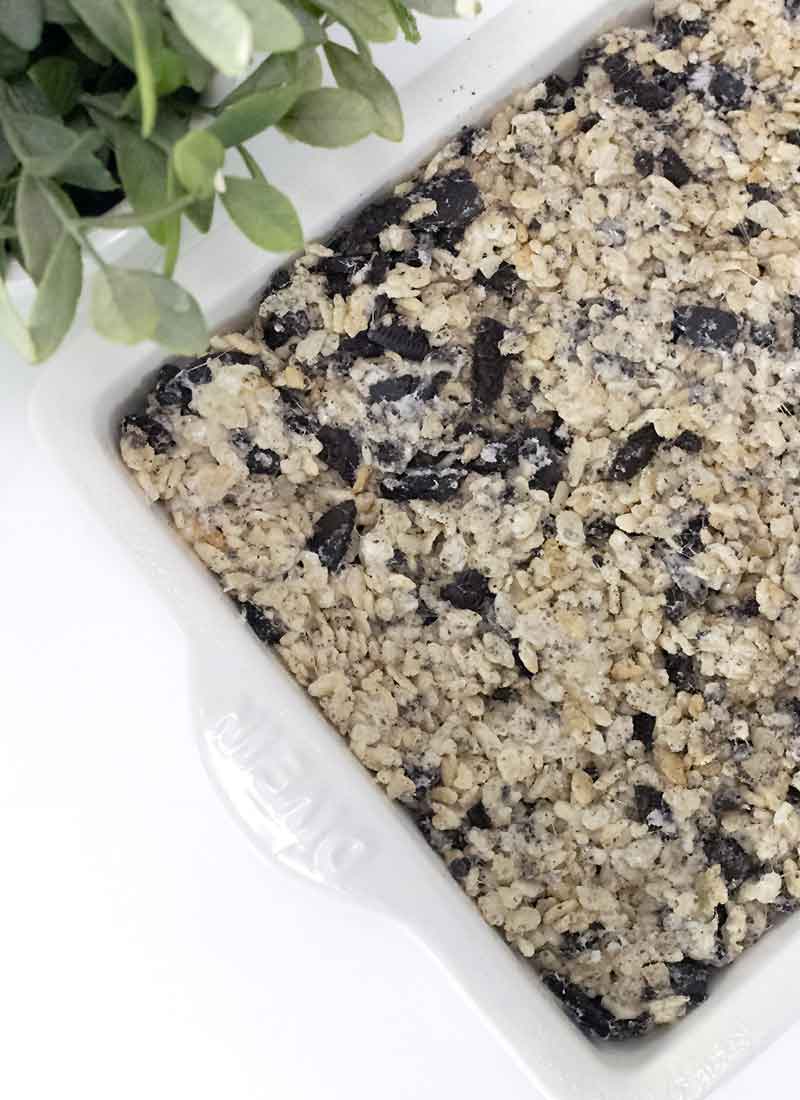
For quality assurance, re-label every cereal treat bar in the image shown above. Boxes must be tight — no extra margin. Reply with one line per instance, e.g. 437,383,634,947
122,0,800,1040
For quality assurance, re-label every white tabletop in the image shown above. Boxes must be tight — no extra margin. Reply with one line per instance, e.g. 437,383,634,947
0,6,795,1097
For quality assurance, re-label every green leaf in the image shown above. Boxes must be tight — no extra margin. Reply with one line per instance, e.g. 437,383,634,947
68,0,134,65
93,114,169,243
162,18,212,92
155,48,186,96
29,57,81,115
325,42,402,141
91,266,207,352
283,1,324,46
221,175,302,252
0,131,16,176
0,111,117,189
390,0,420,42
210,85,299,147
162,157,180,276
66,25,110,64
91,266,158,344
235,0,303,52
216,51,317,110
172,129,224,197
15,174,64,284
279,87,375,147
236,143,264,181
296,48,323,92
66,24,112,65
186,193,213,233
43,0,78,21
0,0,43,50
0,275,35,360
142,271,207,353
119,0,159,137
406,0,479,15
0,75,52,115
165,0,252,77
29,231,82,361
313,0,397,43
0,34,28,77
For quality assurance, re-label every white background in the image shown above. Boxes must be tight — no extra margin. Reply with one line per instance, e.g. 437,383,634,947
1,5,796,1097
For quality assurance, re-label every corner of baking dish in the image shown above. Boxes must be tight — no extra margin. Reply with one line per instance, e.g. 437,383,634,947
28,2,800,1099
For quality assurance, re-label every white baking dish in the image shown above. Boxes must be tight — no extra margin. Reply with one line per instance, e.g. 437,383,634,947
31,2,800,1097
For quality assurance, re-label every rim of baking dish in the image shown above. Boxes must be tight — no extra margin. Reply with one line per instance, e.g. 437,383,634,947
29,3,800,1099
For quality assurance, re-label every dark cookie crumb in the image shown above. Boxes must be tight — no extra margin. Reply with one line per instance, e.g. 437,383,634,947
672,431,702,453
702,831,759,889
667,960,712,1006
380,466,466,502
317,425,360,485
262,310,310,350
608,423,661,481
246,446,281,476
440,569,492,611
631,712,656,750
242,600,286,645
672,305,739,350
122,414,173,454
307,500,357,571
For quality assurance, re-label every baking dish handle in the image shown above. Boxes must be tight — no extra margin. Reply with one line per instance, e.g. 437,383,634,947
192,643,438,924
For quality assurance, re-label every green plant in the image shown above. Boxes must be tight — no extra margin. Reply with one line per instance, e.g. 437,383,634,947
0,0,471,362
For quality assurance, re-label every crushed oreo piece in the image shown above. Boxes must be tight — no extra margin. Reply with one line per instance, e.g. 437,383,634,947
380,466,466,503
633,784,670,828
673,305,739,350
333,195,411,254
521,428,563,493
709,67,746,109
262,309,310,350
750,322,776,348
634,150,655,177
242,601,286,645
472,318,511,407
417,600,438,626
317,425,360,485
476,261,520,298
307,500,357,571
603,52,673,113
368,322,430,361
246,446,281,476
466,801,492,829
368,373,421,403
468,434,520,475
672,430,702,453
656,15,708,46
413,169,484,231
544,974,649,1040
279,389,319,435
441,569,492,611
631,713,656,750
660,147,692,188
121,413,173,454
584,517,617,546
154,363,191,409
608,423,661,481
664,651,697,692
449,856,471,880
667,960,711,1006
664,584,692,623
703,831,759,889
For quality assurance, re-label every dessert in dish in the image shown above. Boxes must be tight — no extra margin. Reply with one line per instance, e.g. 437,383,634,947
121,0,800,1039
